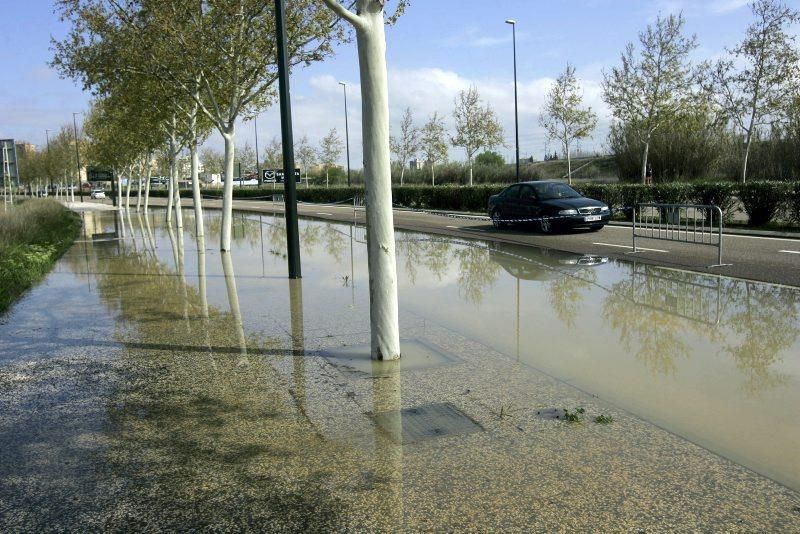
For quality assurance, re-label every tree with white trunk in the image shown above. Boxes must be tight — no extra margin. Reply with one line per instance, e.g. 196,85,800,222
319,128,344,188
602,13,698,184
540,64,598,185
54,0,344,251
709,0,800,184
296,135,317,187
390,107,421,185
451,86,504,186
262,136,283,170
420,112,448,185
319,0,409,360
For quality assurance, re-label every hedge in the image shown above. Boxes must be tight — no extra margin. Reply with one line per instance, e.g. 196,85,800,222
144,181,800,227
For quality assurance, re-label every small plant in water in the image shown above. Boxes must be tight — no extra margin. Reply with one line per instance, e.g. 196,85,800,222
563,407,585,423
341,275,351,287
594,414,614,424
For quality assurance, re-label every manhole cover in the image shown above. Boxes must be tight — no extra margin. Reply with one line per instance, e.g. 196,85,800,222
321,339,461,377
372,402,483,444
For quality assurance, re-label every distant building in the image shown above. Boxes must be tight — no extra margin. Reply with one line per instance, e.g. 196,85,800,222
409,159,424,170
178,156,204,178
15,142,37,156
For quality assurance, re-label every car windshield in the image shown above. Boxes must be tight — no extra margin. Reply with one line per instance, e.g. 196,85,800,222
531,183,582,200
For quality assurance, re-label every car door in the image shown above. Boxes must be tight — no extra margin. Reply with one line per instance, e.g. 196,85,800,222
518,185,541,221
501,185,522,220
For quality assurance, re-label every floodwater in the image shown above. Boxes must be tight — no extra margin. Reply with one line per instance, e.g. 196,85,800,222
0,207,799,531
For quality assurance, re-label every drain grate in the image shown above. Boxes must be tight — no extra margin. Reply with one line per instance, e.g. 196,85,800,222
373,402,483,444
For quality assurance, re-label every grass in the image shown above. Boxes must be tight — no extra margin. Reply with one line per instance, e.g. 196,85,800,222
0,200,81,314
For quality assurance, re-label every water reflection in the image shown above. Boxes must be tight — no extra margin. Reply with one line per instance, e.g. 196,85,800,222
221,251,248,360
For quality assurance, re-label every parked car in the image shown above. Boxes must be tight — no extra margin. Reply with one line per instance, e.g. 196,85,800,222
488,181,611,233
91,189,106,199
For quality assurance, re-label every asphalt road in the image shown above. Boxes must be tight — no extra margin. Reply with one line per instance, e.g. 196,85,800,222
97,197,800,287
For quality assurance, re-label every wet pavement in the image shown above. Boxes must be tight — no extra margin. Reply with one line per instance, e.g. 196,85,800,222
0,207,799,531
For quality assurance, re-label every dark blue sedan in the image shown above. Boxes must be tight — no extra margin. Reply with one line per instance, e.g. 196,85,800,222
488,181,611,233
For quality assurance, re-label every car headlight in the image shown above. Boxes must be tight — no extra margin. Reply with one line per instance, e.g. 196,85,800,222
600,206,610,213
558,209,578,215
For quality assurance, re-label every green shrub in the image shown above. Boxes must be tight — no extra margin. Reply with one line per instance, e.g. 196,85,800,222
737,181,788,226
786,181,800,224
0,200,81,313
691,182,738,222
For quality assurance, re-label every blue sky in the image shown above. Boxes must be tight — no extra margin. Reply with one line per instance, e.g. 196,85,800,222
0,0,784,166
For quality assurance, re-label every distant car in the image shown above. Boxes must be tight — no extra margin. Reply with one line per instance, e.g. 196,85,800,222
488,181,611,233
91,189,106,199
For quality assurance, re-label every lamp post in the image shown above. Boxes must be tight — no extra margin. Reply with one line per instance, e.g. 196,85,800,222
45,129,52,195
505,19,520,182
72,113,84,202
254,115,261,185
339,81,352,187
275,0,301,279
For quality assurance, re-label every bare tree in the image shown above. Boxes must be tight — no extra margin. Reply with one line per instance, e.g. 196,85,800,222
319,128,343,188
451,86,504,185
262,136,283,169
602,13,698,183
420,112,449,185
390,107,421,185
540,64,598,185
710,0,800,183
295,135,317,187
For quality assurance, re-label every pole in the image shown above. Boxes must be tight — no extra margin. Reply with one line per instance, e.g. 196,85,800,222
254,115,261,186
275,0,302,279
506,19,520,182
72,113,84,202
340,82,352,187
45,129,52,195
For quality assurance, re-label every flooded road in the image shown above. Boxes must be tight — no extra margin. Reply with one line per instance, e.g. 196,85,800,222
0,208,798,531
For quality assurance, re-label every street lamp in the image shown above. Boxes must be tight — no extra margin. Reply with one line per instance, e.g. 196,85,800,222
339,81,352,187
72,113,84,202
45,129,52,195
254,115,261,185
505,19,520,182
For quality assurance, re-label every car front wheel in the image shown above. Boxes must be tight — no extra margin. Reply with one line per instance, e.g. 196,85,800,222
491,209,506,229
539,216,553,234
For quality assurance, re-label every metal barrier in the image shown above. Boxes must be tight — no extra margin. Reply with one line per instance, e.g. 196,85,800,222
632,203,730,267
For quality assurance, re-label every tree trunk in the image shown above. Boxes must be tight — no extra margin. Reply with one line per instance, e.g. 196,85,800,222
326,168,329,188
144,157,152,211
640,140,650,185
356,5,401,360
742,130,753,185
221,127,236,251
167,143,175,223
468,159,473,186
400,166,405,186
172,149,183,230
431,163,435,186
125,166,132,209
190,138,204,237
136,164,143,211
566,143,572,186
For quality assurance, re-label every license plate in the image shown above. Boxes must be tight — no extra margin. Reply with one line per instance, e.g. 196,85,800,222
584,215,601,222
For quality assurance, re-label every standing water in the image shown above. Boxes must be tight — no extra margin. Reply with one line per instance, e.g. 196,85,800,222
0,208,798,531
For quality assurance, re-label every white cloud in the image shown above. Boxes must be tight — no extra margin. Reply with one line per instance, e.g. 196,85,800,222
218,66,612,169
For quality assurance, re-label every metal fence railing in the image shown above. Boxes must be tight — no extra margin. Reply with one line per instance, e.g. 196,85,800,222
632,203,731,267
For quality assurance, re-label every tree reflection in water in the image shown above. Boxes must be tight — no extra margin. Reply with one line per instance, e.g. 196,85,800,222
602,262,799,390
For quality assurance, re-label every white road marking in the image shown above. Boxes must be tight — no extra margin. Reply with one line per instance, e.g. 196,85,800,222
446,225,459,229
316,212,332,215
605,223,800,243
779,250,800,255
593,242,668,253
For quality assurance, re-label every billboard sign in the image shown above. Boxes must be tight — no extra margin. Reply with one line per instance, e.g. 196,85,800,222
87,167,114,182
0,139,19,186
262,168,301,184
